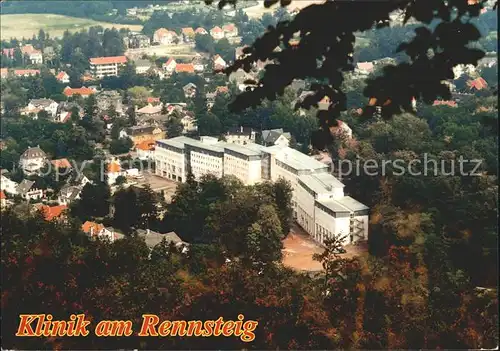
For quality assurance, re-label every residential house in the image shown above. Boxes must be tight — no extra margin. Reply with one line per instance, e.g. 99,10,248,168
433,100,458,108
162,58,177,74
453,64,476,79
13,69,40,77
68,173,92,188
210,26,225,40
181,27,195,42
182,83,197,98
195,27,208,35
56,71,70,83
222,23,238,37
153,28,178,45
21,99,59,118
135,59,153,75
213,55,227,70
0,190,7,208
1,68,8,79
181,113,197,134
147,97,161,105
106,159,139,185
96,90,123,115
136,229,189,251
16,180,44,201
19,146,47,175
261,128,291,147
57,184,82,205
82,221,116,242
21,44,43,64
34,204,68,221
192,55,205,72
128,33,151,49
175,63,195,74
234,46,246,61
329,120,353,139
478,56,497,68
467,77,488,91
2,48,14,58
89,56,127,78
136,139,156,160
355,62,374,76
50,158,72,171
63,86,96,98
225,126,256,145
120,125,166,145
0,175,19,195
137,104,163,117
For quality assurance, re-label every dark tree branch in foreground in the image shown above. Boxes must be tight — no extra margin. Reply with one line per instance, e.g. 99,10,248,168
206,0,496,137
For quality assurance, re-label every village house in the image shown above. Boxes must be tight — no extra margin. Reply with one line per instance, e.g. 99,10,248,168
329,120,353,139
147,97,161,105
21,99,59,118
213,55,227,70
182,83,197,98
234,46,247,61
261,128,292,147
222,23,238,37
96,90,123,115
162,57,177,74
0,190,7,208
21,44,43,64
55,71,70,83
195,27,208,35
57,184,82,205
19,146,47,175
355,62,374,76
1,68,8,79
90,56,128,78
50,158,72,171
433,100,458,108
136,104,163,117
119,125,166,145
153,28,178,45
192,55,205,72
181,113,197,134
13,69,40,77
127,33,151,49
136,229,189,252
225,126,256,145
34,204,68,221
135,59,153,75
136,140,156,160
452,64,477,79
175,63,195,74
467,77,488,91
181,27,195,42
82,221,116,242
16,180,44,201
2,48,14,58
63,86,96,98
0,175,19,195
106,159,139,185
210,26,225,40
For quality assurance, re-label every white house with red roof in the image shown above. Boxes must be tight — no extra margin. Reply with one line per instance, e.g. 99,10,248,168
467,77,488,91
222,23,238,37
210,26,224,40
213,55,227,70
82,221,116,242
63,86,96,98
21,45,43,64
195,27,208,35
153,28,178,45
89,56,128,78
56,71,70,83
162,58,177,74
13,69,40,77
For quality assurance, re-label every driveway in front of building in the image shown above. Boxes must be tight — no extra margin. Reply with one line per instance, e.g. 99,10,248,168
282,223,368,272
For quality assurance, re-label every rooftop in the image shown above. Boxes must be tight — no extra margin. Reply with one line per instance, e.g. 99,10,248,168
90,56,127,65
318,196,369,214
299,173,345,195
266,145,328,172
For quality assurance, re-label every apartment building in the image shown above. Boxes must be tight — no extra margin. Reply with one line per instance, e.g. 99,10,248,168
89,56,127,78
154,136,369,245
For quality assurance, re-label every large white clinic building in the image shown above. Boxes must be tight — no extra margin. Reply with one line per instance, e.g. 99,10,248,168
154,136,368,246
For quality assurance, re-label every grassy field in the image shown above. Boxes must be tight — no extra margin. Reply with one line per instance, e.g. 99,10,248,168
0,14,143,40
243,0,325,18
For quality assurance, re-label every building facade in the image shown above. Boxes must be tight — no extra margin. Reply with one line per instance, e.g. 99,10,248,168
154,136,369,246
89,56,127,78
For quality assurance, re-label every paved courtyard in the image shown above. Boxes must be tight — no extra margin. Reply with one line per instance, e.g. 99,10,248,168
282,223,368,272
133,171,179,202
